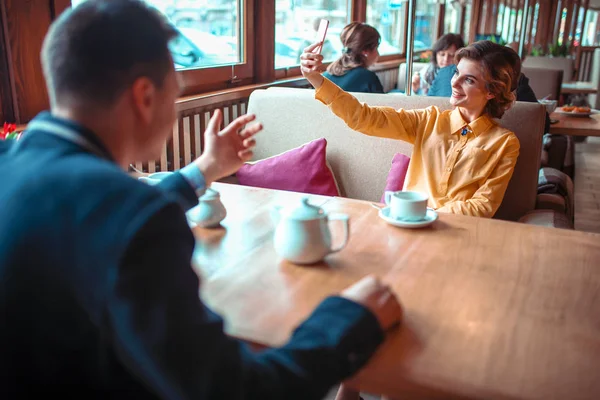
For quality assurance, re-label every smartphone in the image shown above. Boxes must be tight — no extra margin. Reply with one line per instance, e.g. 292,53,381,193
313,19,329,54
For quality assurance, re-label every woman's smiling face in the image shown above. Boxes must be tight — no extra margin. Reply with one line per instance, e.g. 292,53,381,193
449,58,495,111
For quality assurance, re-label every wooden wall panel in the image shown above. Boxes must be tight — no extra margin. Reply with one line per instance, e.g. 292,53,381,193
436,2,445,39
3,0,51,123
0,0,14,123
352,0,367,22
535,0,550,46
253,0,274,83
469,0,484,43
53,0,71,16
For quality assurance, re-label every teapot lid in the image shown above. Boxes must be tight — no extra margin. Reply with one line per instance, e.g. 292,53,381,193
281,197,325,220
200,187,220,201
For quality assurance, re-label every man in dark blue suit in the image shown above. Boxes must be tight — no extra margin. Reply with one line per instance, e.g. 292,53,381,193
0,1,402,399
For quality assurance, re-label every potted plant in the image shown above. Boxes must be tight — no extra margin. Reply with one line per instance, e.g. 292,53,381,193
530,44,546,56
418,50,432,63
548,41,569,57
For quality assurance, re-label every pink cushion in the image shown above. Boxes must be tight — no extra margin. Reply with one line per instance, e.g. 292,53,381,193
380,153,411,203
237,138,340,196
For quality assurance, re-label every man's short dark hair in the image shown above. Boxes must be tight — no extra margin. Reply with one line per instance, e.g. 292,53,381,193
42,0,177,107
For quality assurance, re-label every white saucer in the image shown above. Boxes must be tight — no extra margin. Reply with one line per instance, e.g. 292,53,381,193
378,207,438,228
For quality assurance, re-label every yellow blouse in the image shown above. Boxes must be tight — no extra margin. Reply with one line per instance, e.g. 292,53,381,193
315,78,520,218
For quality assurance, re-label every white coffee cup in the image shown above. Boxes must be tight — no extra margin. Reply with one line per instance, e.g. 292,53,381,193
384,191,428,221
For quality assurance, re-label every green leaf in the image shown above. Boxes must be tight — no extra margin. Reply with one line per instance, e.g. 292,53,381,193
6,132,19,140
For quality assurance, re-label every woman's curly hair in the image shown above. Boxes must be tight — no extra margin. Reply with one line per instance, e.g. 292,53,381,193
455,41,521,119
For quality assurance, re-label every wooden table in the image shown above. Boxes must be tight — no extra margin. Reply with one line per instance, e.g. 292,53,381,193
549,111,600,136
192,183,600,400
561,81,598,95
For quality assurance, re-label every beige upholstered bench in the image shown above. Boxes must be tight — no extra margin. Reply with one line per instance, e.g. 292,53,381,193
245,87,546,222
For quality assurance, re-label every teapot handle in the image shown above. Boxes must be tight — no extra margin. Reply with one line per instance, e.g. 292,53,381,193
328,213,350,253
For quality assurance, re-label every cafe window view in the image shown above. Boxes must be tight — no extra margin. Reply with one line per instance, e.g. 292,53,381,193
499,4,517,44
71,0,242,70
444,0,461,35
583,9,600,45
366,0,404,55
414,0,438,49
274,0,350,69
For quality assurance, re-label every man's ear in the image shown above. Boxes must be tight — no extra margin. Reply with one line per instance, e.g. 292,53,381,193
131,77,156,125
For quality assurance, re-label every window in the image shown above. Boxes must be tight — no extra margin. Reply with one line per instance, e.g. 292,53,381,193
71,0,243,71
496,3,505,36
515,8,523,43
462,2,471,43
415,0,437,49
366,0,404,56
445,0,461,36
530,2,540,45
573,6,585,46
582,9,599,46
558,7,567,45
274,0,350,69
500,5,515,44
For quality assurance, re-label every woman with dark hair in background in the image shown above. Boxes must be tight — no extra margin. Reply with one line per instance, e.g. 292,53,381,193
322,22,384,93
412,33,465,95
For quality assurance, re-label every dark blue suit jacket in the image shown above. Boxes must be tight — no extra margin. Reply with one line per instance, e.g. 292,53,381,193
0,113,384,399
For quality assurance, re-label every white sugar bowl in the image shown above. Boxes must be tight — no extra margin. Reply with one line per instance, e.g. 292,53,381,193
187,188,227,228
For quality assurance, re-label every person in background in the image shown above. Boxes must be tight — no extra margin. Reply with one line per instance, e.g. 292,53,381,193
0,1,403,399
412,33,465,95
301,40,522,219
506,42,540,103
322,22,384,93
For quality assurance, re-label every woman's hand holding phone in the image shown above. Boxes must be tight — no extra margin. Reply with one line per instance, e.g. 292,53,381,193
300,42,325,89
300,19,329,90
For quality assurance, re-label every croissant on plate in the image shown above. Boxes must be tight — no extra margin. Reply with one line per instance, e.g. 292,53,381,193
575,106,591,113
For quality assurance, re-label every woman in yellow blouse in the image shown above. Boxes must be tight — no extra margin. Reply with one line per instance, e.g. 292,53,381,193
300,40,521,219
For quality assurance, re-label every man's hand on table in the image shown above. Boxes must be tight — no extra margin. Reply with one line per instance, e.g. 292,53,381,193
341,275,402,331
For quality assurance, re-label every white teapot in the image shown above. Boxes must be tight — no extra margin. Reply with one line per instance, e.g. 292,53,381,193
187,188,227,228
272,198,350,264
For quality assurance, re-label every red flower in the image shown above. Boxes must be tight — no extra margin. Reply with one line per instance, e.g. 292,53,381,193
1,122,17,140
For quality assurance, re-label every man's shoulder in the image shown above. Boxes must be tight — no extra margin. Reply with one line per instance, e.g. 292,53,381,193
12,152,173,229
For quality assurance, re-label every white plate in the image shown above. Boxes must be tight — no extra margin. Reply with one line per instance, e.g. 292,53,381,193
378,207,438,228
554,108,598,118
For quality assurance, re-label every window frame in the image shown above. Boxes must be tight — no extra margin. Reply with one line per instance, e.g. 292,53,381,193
55,0,255,95
274,0,408,79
